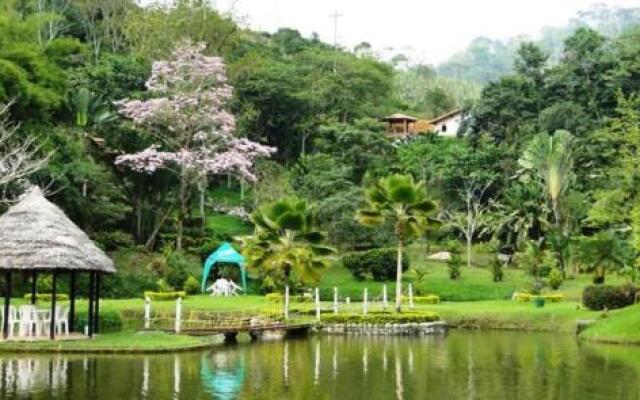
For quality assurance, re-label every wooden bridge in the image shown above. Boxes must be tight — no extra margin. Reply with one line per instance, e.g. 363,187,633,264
146,308,314,341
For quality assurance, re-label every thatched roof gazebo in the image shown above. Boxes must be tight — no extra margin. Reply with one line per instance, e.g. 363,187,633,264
0,187,116,339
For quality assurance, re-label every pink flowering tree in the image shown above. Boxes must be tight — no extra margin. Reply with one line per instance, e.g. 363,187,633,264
115,41,276,250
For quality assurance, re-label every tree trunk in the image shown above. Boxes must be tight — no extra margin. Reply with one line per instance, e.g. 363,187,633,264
395,241,403,313
176,170,190,251
135,197,142,242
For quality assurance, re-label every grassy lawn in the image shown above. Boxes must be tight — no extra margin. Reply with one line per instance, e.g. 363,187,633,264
0,331,218,353
428,300,599,333
205,214,253,238
580,303,640,344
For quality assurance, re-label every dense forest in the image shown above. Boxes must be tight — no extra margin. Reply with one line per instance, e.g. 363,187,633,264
2,0,640,297
437,4,640,83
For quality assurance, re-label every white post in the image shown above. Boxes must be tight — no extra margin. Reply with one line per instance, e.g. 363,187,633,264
346,297,350,305
315,287,321,321
408,283,414,309
333,287,338,315
383,284,388,310
144,296,151,329
174,297,182,333
284,286,290,320
363,288,368,315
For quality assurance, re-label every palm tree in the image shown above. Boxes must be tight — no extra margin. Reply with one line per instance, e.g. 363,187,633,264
357,174,437,312
519,130,575,273
240,197,335,293
518,130,574,227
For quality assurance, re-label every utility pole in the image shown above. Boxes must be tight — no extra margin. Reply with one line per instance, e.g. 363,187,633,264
329,11,342,73
329,11,342,47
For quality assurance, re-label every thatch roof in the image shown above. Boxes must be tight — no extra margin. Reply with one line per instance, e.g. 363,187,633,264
0,187,115,274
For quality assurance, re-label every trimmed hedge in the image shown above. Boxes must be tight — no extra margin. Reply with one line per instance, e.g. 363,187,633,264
583,285,637,311
322,311,439,324
144,291,187,301
23,293,70,302
75,309,123,333
342,248,408,281
265,293,313,303
403,295,440,304
513,292,564,303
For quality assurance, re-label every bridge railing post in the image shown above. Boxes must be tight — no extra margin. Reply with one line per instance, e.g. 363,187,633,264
408,283,414,309
284,286,290,321
175,297,182,333
363,288,368,315
144,296,151,329
315,287,321,321
383,284,388,310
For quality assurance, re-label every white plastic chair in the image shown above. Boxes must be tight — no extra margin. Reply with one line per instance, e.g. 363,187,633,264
18,305,38,338
1,306,21,338
54,306,69,336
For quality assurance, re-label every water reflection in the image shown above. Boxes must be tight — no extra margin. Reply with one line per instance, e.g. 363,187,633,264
0,332,638,399
200,349,245,400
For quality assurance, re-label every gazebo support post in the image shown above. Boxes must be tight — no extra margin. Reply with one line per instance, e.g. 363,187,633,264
69,271,76,333
31,271,37,305
94,274,100,334
50,272,57,340
3,272,11,339
88,271,95,337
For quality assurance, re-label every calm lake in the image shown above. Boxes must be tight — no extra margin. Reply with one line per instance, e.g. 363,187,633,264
0,331,639,400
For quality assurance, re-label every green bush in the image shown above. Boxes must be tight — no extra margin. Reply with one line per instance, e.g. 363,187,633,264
322,311,439,324
548,268,563,290
491,256,504,282
265,293,284,302
101,273,157,299
513,292,564,303
144,291,187,301
183,276,201,295
22,293,69,302
403,295,440,304
94,230,134,251
583,285,637,310
155,279,173,292
75,309,123,333
342,248,408,282
166,252,194,290
447,253,462,281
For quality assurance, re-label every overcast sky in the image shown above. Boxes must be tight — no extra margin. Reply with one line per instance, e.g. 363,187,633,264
214,0,639,64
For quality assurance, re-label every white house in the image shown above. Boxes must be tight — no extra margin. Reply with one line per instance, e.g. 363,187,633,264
430,109,463,137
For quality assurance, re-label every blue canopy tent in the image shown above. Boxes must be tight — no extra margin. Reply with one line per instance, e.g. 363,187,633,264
201,242,247,293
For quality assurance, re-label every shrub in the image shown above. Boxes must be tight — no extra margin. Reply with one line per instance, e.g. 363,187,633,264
94,230,134,251
513,292,564,303
447,253,462,281
101,273,156,299
155,279,173,293
23,293,69,302
144,291,187,301
322,311,439,324
75,309,123,333
548,268,563,290
491,256,504,282
183,276,201,295
403,295,440,304
166,252,194,290
582,284,637,310
342,248,408,282
266,293,284,302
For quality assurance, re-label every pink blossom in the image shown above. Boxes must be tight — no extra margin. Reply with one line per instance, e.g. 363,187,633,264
114,40,276,181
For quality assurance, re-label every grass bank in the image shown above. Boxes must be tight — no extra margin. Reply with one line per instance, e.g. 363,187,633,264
0,331,220,354
580,303,640,345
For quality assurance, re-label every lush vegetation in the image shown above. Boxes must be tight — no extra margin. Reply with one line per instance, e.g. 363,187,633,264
2,2,640,350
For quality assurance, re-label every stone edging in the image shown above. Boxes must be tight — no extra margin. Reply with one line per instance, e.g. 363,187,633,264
321,321,448,336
